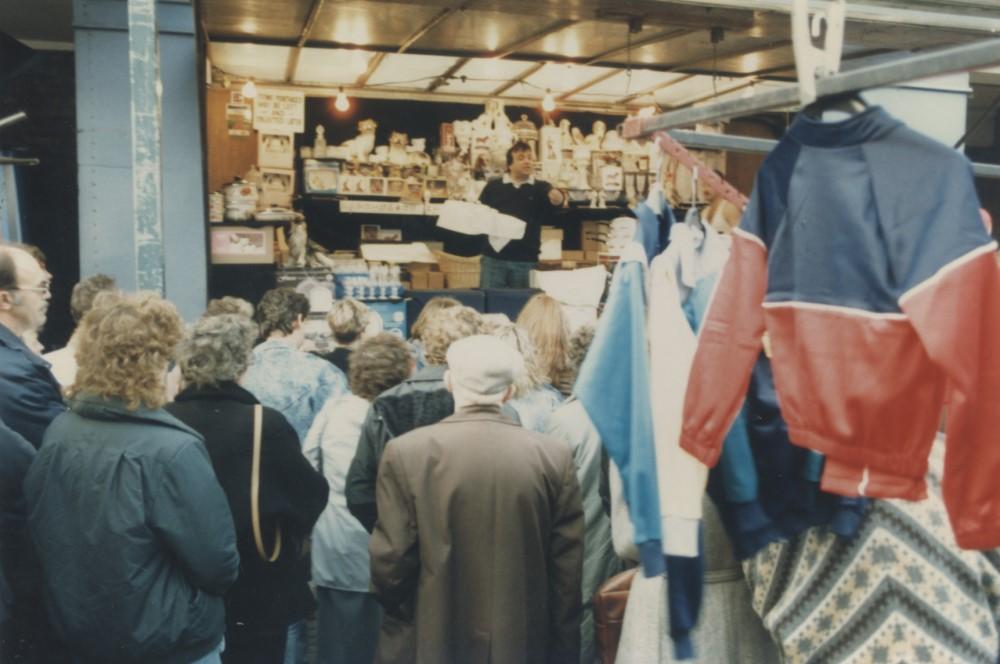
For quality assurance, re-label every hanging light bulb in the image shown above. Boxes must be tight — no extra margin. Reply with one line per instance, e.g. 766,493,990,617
335,88,350,112
241,78,257,99
542,89,555,113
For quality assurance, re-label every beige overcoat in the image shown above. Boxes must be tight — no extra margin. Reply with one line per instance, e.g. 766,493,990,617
370,405,584,664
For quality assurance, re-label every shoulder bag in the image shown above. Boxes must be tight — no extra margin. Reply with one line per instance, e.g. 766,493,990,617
251,404,282,562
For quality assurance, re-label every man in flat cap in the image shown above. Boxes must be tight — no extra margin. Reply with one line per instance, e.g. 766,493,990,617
369,335,584,664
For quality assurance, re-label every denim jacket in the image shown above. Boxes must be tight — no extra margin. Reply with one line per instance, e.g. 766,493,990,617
242,340,347,444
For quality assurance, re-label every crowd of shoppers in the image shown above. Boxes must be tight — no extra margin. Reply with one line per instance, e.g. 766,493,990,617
0,242,590,664
8,233,997,664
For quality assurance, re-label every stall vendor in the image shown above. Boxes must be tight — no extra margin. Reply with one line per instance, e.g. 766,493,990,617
478,141,565,288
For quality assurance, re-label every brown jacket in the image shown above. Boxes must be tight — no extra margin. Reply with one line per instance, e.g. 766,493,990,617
370,405,584,664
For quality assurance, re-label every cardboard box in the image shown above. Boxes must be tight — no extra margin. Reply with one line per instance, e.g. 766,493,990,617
410,271,430,290
540,227,564,241
580,220,609,253
584,251,603,262
428,272,446,289
561,250,585,261
539,226,564,260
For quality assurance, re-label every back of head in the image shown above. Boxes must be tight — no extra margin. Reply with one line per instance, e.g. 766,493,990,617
516,293,570,386
446,334,523,406
488,321,545,396
176,313,257,389
422,305,483,366
327,298,371,346
70,291,183,410
256,288,309,338
566,324,595,389
348,332,412,401
70,274,117,324
410,296,461,341
204,296,254,320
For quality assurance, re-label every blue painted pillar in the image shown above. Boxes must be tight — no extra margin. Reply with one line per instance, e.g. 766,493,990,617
75,0,207,319
126,0,165,293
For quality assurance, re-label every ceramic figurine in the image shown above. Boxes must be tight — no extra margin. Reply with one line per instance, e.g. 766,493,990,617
286,219,308,268
453,120,473,156
440,122,457,155
313,125,327,156
388,131,409,165
539,123,562,181
341,119,377,162
602,128,625,151
513,114,539,154
559,119,573,149
585,120,606,150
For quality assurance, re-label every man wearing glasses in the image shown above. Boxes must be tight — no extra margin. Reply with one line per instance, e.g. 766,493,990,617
0,244,65,448
0,244,66,663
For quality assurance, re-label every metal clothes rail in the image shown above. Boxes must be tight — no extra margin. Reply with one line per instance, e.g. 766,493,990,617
665,129,1000,180
623,38,1000,139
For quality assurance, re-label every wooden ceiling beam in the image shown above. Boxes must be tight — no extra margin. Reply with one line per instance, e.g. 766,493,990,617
491,61,546,96
557,69,621,101
427,57,471,92
581,27,694,66
398,2,469,54
356,52,387,87
670,38,793,72
616,72,696,104
488,19,577,60
668,77,757,109
284,0,327,81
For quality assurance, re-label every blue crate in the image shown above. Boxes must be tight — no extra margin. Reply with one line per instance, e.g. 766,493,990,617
367,300,408,339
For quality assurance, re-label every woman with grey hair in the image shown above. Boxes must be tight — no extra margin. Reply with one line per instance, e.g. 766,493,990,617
166,314,329,664
316,298,371,374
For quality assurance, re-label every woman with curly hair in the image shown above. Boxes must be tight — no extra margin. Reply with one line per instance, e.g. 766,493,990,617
167,314,329,664
242,288,348,445
24,292,239,664
516,293,574,395
303,333,413,664
407,295,460,370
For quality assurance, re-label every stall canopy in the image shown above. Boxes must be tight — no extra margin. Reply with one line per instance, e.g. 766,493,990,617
199,0,1000,114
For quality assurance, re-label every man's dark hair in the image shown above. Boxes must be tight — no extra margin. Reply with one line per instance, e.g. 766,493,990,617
0,247,16,291
256,288,310,338
506,141,533,167
70,274,117,324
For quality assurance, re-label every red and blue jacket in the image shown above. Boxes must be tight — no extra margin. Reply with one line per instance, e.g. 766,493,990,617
681,106,1000,550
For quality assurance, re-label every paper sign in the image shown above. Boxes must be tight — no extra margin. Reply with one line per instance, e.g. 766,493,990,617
253,88,305,134
226,103,252,137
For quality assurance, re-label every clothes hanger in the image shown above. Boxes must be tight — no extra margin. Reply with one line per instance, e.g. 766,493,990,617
644,154,667,215
802,90,869,120
686,167,702,229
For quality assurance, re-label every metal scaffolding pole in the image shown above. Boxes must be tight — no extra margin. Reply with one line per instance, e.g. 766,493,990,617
666,129,1000,180
624,38,1000,139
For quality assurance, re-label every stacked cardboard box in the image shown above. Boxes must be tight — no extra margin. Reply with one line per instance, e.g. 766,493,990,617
581,220,610,261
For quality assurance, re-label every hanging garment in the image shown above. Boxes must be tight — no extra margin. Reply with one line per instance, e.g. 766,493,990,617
680,106,1000,550
633,190,674,263
577,243,665,577
743,438,1000,664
